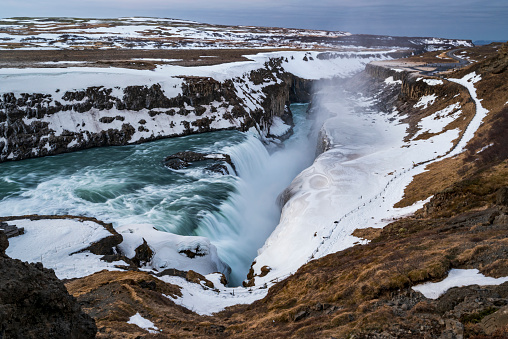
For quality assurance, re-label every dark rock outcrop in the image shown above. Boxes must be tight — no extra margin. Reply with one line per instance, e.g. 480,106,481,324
132,238,153,267
164,151,211,164
0,221,24,238
164,150,237,175
496,187,508,206
481,305,508,335
0,231,97,338
363,62,465,104
0,231,8,256
164,157,189,170
205,163,230,175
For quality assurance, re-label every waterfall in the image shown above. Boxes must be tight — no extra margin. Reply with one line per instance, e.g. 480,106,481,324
0,104,314,287
196,104,316,286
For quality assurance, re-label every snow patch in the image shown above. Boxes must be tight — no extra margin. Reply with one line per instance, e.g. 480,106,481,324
417,78,444,86
116,223,229,277
127,313,159,334
268,116,291,137
5,218,127,279
384,76,402,85
477,143,493,153
414,94,438,109
413,269,508,299
159,275,268,315
446,72,490,157
413,103,462,137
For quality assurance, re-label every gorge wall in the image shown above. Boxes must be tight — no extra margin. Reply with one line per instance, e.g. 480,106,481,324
0,58,312,162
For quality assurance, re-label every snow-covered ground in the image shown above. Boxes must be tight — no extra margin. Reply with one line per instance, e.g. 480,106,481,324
160,274,269,315
0,17,473,51
117,223,229,277
127,313,159,334
417,77,444,86
5,218,127,279
413,103,462,138
414,94,438,109
4,218,230,282
0,17,351,50
446,72,489,157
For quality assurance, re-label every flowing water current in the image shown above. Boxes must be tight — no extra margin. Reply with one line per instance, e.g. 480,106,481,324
0,104,314,285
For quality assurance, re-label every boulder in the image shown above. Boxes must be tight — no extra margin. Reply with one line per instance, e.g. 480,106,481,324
0,231,97,338
496,187,508,206
164,151,208,163
71,220,123,257
206,163,230,175
481,305,508,335
164,158,189,170
132,238,153,267
0,222,24,238
164,151,236,175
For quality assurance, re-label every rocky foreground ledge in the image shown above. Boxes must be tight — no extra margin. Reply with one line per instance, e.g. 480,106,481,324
0,231,97,338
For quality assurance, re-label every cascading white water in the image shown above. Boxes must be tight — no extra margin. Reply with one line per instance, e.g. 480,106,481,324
196,104,316,285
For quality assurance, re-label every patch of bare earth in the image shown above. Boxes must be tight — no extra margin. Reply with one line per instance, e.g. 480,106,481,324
0,48,299,69
65,270,230,338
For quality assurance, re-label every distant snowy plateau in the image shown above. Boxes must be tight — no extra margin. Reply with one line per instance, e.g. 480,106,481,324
0,17,472,50
0,17,487,315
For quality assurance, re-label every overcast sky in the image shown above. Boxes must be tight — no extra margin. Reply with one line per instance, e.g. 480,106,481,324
2,0,507,41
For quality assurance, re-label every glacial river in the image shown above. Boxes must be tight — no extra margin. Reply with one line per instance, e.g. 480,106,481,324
0,103,315,285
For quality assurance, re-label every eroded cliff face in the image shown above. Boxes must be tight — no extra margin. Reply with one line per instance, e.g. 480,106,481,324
0,58,312,162
363,62,465,102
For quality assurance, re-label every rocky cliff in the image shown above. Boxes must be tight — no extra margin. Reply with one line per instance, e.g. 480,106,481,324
364,62,466,101
0,58,312,162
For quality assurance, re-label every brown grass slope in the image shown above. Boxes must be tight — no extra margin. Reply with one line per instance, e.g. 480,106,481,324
397,42,508,208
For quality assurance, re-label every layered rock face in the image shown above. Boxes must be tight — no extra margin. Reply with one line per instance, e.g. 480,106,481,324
0,58,312,162
0,231,97,338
